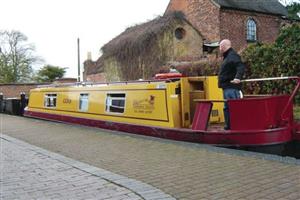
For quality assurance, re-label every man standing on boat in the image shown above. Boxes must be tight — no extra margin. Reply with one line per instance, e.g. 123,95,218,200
218,39,245,130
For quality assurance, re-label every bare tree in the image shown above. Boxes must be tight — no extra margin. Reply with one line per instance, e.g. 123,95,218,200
0,30,40,83
279,0,300,6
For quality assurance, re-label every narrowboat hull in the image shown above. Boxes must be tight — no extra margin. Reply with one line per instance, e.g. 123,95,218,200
293,122,300,141
24,110,292,147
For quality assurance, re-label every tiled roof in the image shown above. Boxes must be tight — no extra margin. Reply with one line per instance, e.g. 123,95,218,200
212,0,288,16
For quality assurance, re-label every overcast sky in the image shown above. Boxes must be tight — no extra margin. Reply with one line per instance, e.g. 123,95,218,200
1,0,298,78
0,0,170,78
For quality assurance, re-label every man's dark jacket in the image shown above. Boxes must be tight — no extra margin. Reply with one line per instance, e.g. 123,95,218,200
218,48,245,90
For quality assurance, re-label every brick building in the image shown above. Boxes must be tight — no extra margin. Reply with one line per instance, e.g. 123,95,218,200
84,0,288,82
84,12,204,82
166,0,288,51
83,55,106,83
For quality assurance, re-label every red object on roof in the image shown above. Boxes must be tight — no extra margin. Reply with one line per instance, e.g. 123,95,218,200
155,73,183,80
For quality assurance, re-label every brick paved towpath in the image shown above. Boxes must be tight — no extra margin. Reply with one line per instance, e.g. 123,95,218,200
1,114,300,199
0,135,174,200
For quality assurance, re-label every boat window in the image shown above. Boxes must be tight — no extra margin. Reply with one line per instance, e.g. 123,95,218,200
79,93,89,112
106,93,126,113
44,94,57,108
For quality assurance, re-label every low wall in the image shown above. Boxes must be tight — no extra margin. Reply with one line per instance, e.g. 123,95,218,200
0,83,48,98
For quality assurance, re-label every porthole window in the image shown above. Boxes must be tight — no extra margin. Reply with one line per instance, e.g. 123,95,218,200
247,18,257,42
175,28,186,40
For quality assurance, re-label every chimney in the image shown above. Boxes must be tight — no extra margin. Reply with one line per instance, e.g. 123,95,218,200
87,52,92,61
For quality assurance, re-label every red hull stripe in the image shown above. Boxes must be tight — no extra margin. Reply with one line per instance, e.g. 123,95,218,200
24,110,293,147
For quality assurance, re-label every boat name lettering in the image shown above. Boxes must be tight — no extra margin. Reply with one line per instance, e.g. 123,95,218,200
63,98,72,104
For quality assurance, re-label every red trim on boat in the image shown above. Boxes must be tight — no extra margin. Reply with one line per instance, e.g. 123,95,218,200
24,110,293,147
293,122,300,141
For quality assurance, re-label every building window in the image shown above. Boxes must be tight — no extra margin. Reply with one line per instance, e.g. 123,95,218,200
106,93,126,113
247,19,257,42
175,27,186,40
79,94,89,112
44,94,57,108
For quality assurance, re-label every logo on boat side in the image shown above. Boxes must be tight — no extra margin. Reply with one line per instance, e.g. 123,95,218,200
133,95,155,114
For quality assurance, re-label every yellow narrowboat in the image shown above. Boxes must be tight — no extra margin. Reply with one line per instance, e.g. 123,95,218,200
25,76,300,147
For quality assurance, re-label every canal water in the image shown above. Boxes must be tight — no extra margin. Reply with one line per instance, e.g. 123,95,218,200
229,141,300,159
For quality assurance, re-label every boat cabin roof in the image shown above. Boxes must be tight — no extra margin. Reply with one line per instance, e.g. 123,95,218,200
34,79,180,92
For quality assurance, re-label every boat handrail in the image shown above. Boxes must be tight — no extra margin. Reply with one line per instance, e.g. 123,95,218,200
241,76,299,122
241,76,299,82
194,99,227,102
37,79,176,88
37,82,83,88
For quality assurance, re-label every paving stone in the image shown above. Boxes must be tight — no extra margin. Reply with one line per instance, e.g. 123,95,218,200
2,114,300,200
1,132,173,199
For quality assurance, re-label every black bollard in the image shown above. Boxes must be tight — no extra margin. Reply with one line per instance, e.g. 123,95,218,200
0,93,3,113
20,92,26,116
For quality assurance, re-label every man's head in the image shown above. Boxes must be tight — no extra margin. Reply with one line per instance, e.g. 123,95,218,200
219,39,232,54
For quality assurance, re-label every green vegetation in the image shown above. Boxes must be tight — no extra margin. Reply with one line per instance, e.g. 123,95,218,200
242,24,300,104
35,65,66,83
287,2,300,20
